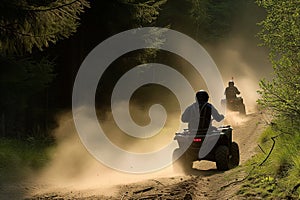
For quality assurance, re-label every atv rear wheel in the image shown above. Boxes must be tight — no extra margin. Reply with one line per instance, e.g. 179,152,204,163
229,142,240,168
172,148,193,174
215,145,230,171
239,104,246,115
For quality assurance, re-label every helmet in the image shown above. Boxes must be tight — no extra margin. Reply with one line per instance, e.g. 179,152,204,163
196,90,209,102
228,80,234,86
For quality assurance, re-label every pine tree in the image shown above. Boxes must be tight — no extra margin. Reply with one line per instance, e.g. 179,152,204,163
119,0,167,26
0,0,89,55
156,0,243,42
0,0,89,137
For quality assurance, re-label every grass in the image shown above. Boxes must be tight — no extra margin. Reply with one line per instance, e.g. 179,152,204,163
238,120,300,199
0,136,54,181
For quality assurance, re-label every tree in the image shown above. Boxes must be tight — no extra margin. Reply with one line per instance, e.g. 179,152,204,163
188,0,241,41
256,0,300,125
156,0,243,42
0,0,90,55
0,0,89,137
0,55,55,137
120,0,167,26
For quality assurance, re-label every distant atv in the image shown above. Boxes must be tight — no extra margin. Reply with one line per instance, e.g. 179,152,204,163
221,97,246,115
173,126,239,173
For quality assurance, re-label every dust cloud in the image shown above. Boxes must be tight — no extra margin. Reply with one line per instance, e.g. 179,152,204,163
203,3,273,114
168,30,272,115
31,105,252,197
205,35,272,114
31,107,184,197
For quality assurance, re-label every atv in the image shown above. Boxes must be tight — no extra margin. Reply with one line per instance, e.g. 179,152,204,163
172,126,239,173
221,97,246,115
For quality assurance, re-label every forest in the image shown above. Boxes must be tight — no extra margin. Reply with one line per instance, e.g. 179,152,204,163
0,0,299,199
0,0,255,139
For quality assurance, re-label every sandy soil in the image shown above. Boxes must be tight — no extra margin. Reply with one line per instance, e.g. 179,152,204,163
0,112,267,200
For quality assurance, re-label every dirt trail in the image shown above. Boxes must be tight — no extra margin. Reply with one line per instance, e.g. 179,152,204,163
1,112,266,200
112,112,266,200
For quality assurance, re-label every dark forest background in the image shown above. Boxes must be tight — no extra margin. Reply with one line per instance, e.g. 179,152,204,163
1,0,257,140
1,0,298,143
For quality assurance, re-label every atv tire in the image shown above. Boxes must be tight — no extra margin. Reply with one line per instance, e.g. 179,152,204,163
239,104,246,115
172,148,193,174
215,145,230,171
229,142,240,168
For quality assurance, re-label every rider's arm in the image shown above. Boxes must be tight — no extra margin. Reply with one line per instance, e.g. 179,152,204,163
181,105,192,122
211,105,224,122
224,87,229,95
235,87,240,95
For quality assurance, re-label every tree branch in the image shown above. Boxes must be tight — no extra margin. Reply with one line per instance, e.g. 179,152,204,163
0,25,60,38
259,136,276,166
262,84,300,116
21,0,84,12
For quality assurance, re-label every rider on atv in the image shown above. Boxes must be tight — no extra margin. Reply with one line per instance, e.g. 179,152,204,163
181,90,224,132
224,80,240,100
223,80,246,115
173,91,239,172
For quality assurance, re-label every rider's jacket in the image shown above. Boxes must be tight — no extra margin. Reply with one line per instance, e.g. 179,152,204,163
225,86,240,100
181,101,224,131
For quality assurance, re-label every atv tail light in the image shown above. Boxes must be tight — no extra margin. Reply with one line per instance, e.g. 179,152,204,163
193,138,202,142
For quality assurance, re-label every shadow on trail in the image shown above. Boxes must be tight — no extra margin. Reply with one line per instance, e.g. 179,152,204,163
186,168,224,177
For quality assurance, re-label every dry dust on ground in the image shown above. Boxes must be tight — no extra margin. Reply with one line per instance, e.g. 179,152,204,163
0,111,267,200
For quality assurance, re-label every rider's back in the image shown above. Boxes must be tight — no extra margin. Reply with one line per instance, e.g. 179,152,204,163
225,86,240,100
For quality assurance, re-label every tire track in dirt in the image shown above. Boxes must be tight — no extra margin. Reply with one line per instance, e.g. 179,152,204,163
191,112,267,200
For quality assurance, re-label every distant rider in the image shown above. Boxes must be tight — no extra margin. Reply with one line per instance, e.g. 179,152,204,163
224,80,240,100
181,90,224,131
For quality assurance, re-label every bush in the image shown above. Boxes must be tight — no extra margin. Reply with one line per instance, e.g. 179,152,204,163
0,137,52,181
240,122,300,199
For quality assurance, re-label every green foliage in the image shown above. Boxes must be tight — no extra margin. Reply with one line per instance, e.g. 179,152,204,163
156,0,243,42
0,137,53,180
187,0,243,41
239,123,300,199
0,0,90,54
0,0,89,138
256,0,300,124
258,126,275,144
121,0,168,64
121,0,167,26
0,55,55,99
1,59,55,100
256,0,299,62
254,2,300,197
0,55,55,137
188,0,210,29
